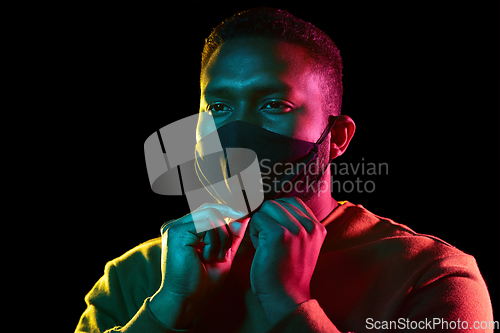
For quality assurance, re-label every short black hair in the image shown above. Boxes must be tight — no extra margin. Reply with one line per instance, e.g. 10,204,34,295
201,7,343,115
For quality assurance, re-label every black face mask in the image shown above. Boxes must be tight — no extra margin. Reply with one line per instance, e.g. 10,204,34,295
195,116,337,207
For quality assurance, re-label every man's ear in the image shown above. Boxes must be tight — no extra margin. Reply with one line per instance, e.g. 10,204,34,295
330,115,356,160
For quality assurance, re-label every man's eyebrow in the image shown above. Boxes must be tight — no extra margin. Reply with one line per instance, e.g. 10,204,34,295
203,87,230,97
203,85,291,97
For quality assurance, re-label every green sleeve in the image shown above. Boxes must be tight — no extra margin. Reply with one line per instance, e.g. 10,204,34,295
75,239,189,332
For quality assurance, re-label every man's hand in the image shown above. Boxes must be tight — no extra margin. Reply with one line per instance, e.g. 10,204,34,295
249,197,327,326
149,203,249,329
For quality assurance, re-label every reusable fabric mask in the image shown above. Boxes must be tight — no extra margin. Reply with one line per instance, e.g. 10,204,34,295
195,116,337,205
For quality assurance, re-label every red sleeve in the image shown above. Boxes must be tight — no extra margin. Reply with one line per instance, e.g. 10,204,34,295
266,299,345,333
266,254,494,333
395,254,494,333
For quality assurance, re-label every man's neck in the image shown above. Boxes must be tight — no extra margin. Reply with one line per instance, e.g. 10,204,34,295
302,166,338,221
304,192,338,222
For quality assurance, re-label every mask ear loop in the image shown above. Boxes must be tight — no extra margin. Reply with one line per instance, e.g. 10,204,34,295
316,115,338,145
314,115,338,187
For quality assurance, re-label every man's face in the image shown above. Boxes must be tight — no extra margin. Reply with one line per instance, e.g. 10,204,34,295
199,37,330,142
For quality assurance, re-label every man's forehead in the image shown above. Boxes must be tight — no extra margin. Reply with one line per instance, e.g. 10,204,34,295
201,38,314,96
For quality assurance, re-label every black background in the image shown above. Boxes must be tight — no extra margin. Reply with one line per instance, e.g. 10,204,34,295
62,1,499,329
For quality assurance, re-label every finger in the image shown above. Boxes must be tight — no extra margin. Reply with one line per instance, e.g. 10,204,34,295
275,197,317,221
249,211,287,248
258,200,302,235
196,208,232,262
209,213,232,261
163,219,221,262
219,223,234,261
225,217,250,260
274,200,316,233
161,203,245,235
165,220,206,249
275,198,326,238
227,217,249,241
202,223,221,262
163,213,227,262
190,205,241,261
161,203,244,262
194,203,246,221
160,219,179,236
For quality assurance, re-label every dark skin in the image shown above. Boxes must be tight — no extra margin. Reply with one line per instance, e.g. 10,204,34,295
150,37,356,329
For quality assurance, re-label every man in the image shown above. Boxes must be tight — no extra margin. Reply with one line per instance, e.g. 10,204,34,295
76,7,494,333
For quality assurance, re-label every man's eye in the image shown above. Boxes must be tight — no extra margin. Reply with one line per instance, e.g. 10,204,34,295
207,103,232,114
261,101,292,113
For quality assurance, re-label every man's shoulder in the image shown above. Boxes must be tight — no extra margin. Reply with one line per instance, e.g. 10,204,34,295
314,204,492,329
324,201,470,260
318,201,484,299
110,237,162,268
104,237,163,290
84,237,163,314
